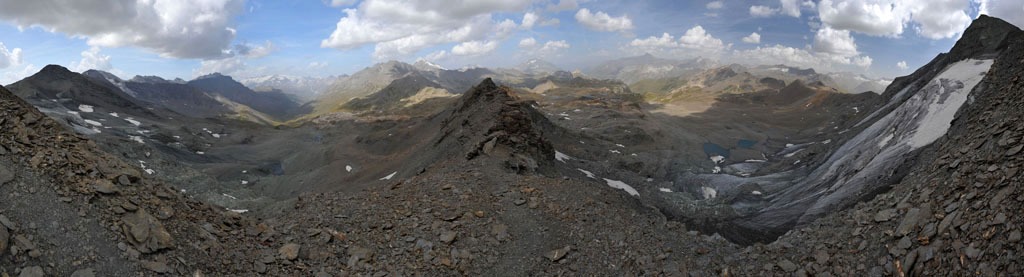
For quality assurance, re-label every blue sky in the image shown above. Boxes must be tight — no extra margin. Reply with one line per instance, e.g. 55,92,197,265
1,0,1021,85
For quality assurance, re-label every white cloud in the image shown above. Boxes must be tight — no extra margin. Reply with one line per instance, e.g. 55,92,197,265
574,8,634,32
706,1,724,9
750,5,779,17
195,56,246,77
802,0,816,9
540,18,560,26
781,0,802,17
521,12,538,29
451,40,499,56
0,42,22,69
905,0,972,39
70,47,112,72
321,0,531,60
423,50,449,61
229,40,278,59
731,44,872,71
548,0,579,12
742,32,761,44
328,0,357,7
897,60,909,70
813,26,860,57
519,37,537,48
0,0,245,59
630,33,678,49
308,61,329,69
976,0,1024,29
678,25,729,51
540,40,570,52
2,64,36,85
627,26,731,58
817,0,972,39
853,55,873,68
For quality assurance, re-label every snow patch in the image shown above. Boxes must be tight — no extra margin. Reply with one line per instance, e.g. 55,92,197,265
554,151,572,163
576,168,595,179
659,188,672,193
603,178,639,197
78,105,93,113
129,136,144,144
125,118,141,126
878,133,894,147
709,155,725,164
380,172,397,180
751,190,762,195
345,165,353,172
908,59,993,148
228,209,249,213
222,193,237,200
241,180,248,185
700,187,717,199
84,120,103,126
109,112,119,117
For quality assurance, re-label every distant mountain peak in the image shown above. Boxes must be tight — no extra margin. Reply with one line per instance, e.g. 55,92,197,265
195,72,231,81
413,59,446,71
130,75,170,84
39,64,74,76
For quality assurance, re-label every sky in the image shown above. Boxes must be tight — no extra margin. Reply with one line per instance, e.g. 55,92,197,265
1,0,1022,85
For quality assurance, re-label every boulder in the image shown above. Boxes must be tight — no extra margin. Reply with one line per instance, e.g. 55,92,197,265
122,209,173,253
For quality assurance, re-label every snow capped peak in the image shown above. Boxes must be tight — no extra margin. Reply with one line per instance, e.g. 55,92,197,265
413,59,446,70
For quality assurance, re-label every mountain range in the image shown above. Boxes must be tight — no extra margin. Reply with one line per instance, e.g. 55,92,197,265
0,15,1022,276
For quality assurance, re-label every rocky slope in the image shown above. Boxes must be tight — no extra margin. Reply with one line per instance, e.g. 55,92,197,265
1,14,1022,277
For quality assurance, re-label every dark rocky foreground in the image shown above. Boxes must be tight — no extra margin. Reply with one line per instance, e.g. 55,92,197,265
2,16,1023,277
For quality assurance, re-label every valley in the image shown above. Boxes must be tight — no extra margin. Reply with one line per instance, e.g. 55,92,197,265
0,11,1022,277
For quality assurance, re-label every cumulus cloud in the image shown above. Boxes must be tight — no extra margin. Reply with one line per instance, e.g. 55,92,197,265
975,0,1024,29
818,0,972,39
730,24,873,71
519,37,538,48
731,44,872,72
750,5,779,17
548,0,579,12
628,25,731,58
0,0,244,59
905,0,972,39
521,12,539,29
706,1,723,9
2,64,36,85
742,32,761,44
451,40,499,56
321,0,531,60
813,26,860,57
70,47,113,72
574,8,634,32
194,56,247,77
897,60,909,70
781,0,802,17
0,42,22,69
540,40,570,52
